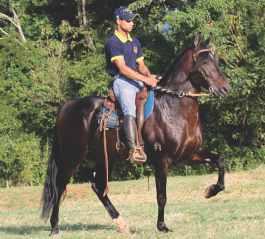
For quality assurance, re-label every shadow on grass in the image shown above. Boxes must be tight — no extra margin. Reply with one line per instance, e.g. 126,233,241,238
0,223,114,235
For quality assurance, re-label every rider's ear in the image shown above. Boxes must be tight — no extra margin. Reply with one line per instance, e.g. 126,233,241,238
193,32,202,49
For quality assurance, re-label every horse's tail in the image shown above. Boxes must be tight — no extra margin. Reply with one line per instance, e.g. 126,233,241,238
40,132,59,221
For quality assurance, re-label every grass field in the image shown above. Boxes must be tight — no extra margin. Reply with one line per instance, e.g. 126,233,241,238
1,166,265,239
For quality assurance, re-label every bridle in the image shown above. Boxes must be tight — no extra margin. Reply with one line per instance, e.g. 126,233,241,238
192,47,215,63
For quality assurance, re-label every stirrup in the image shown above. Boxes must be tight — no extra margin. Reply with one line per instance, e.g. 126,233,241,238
126,146,147,164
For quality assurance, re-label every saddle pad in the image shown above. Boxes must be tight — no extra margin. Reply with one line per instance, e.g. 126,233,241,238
97,90,155,129
144,90,155,120
97,107,120,128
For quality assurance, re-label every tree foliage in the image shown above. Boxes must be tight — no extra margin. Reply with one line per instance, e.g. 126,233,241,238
0,0,264,185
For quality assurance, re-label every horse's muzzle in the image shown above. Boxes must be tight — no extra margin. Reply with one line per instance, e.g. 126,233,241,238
209,83,230,97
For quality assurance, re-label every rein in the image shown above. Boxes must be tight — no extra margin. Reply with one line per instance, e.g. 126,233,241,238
154,86,210,98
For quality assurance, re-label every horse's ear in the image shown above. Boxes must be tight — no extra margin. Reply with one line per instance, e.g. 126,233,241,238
204,32,212,47
193,32,202,48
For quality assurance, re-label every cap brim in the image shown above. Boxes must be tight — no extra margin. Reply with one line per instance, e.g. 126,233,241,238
118,13,138,21
130,13,139,20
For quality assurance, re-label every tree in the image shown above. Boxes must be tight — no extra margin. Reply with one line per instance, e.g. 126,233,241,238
1,0,265,185
0,5,26,42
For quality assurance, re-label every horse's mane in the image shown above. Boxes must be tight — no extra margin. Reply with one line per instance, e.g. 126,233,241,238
160,47,193,86
158,47,193,89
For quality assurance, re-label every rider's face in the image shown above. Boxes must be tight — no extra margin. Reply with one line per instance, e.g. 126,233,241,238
117,19,134,32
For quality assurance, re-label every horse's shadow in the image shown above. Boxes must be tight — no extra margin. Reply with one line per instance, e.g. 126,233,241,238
0,223,113,235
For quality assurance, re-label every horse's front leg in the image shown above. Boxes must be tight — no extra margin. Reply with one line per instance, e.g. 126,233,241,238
154,157,171,232
91,183,128,233
190,149,225,198
91,157,128,233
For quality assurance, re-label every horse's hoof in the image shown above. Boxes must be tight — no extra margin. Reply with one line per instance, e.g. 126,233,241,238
157,222,172,232
205,184,224,198
113,216,129,233
49,227,60,237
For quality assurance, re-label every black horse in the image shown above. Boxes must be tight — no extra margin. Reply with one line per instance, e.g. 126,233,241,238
41,34,229,235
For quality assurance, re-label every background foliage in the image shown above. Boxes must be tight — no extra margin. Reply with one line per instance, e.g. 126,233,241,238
0,0,264,186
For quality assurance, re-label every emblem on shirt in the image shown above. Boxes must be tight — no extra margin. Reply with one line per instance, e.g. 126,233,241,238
133,46,138,54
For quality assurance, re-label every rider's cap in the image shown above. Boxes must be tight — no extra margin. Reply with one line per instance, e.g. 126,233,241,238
114,6,137,21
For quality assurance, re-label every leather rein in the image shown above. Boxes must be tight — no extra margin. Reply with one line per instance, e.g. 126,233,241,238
154,86,210,98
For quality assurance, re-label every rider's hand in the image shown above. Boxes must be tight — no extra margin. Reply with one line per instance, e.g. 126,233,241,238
145,75,158,88
154,75,163,81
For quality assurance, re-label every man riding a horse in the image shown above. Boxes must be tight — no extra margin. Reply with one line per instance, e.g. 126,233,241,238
41,8,230,233
105,6,158,164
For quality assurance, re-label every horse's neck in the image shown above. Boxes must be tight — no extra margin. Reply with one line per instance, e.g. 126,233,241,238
165,72,194,92
156,94,198,110
154,93,199,122
161,49,194,93
153,48,200,120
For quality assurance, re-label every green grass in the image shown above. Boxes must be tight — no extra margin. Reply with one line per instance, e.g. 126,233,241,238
1,166,265,239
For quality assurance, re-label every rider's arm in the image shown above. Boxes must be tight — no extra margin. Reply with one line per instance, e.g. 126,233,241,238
113,57,157,87
137,58,151,77
134,39,151,77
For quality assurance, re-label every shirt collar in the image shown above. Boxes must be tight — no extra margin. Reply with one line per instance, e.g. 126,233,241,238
114,30,133,43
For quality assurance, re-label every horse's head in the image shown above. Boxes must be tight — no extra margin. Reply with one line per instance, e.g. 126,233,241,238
190,34,230,96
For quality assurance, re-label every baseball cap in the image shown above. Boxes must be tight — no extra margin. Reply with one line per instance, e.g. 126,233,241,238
114,6,137,21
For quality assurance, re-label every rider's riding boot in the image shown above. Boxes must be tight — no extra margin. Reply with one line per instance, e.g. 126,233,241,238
123,115,147,164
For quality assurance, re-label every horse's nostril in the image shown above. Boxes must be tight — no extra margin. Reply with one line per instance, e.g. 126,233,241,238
209,84,229,97
222,85,230,95
220,88,227,97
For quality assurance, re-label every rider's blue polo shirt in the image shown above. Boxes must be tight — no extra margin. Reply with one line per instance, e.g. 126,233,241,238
105,31,144,77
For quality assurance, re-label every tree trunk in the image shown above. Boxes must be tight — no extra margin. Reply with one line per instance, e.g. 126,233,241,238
82,0,87,26
6,180,9,188
76,0,87,26
11,8,26,42
0,8,26,42
77,0,82,26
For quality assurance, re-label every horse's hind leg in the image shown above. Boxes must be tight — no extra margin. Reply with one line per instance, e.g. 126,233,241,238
190,149,225,198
